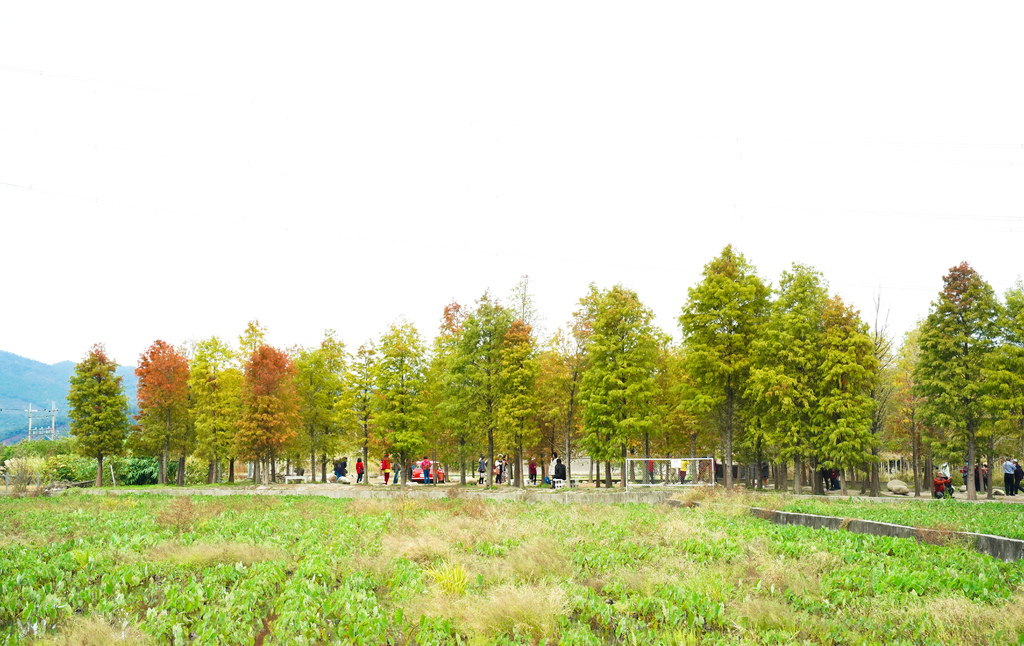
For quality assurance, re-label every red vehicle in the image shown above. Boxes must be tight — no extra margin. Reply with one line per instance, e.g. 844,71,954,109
411,465,446,484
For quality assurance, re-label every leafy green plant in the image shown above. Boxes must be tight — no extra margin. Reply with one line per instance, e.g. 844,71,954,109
423,560,468,595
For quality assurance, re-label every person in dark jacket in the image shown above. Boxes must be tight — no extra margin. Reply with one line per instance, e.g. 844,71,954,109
1014,460,1023,496
554,458,567,483
339,457,348,478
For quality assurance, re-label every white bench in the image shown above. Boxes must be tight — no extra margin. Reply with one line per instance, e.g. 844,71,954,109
284,475,310,484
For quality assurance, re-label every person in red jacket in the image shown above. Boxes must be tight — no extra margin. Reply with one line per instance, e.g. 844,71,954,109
356,458,364,484
933,470,953,499
381,454,392,485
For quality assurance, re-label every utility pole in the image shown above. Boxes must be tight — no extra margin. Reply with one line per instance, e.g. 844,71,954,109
50,402,57,440
26,404,34,441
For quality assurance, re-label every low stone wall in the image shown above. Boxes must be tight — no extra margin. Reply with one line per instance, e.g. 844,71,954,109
751,507,1024,562
71,486,677,506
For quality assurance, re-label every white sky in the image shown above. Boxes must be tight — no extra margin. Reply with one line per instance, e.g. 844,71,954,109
2,2,1023,366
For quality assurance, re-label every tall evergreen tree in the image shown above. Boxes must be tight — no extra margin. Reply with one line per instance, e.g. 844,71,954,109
374,320,428,485
133,340,191,485
295,330,347,482
345,342,377,485
451,293,513,486
749,264,828,494
68,344,131,487
190,336,242,483
431,301,470,483
580,285,660,487
238,345,300,484
679,245,769,489
814,296,878,494
499,319,540,487
915,262,1001,501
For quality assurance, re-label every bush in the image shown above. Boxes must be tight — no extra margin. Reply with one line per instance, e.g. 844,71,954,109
120,456,160,486
45,453,97,482
4,456,45,492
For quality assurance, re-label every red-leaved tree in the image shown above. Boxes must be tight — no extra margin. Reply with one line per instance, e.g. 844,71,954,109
238,345,300,484
135,340,191,485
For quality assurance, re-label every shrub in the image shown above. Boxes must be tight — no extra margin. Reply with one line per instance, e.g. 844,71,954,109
45,453,97,482
120,457,160,486
4,456,45,492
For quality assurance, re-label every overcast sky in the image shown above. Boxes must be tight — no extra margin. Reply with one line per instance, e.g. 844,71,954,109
2,2,1023,366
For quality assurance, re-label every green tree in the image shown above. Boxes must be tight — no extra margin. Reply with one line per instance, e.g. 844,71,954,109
749,264,828,494
190,336,243,483
345,342,377,485
451,293,513,486
814,295,878,494
374,319,428,485
914,262,1001,501
891,326,927,496
431,301,470,484
295,330,347,482
580,285,660,488
499,319,540,487
67,344,131,487
679,245,769,489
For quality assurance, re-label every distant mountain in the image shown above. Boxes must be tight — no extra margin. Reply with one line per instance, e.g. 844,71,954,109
0,351,138,444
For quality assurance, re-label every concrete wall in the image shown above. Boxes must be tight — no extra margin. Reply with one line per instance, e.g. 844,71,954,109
751,507,1024,563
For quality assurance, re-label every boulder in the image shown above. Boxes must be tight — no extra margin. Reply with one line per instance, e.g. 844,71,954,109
993,488,1005,496
886,479,910,495
327,474,338,483
958,485,967,493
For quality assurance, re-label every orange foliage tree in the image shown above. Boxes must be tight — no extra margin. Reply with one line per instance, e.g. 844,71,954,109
134,340,191,485
238,345,300,484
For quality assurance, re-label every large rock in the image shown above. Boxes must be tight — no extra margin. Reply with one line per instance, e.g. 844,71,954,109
993,488,1005,496
958,485,968,493
886,479,910,495
327,474,338,483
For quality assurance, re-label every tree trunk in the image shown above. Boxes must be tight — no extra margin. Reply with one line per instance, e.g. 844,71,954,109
160,441,168,486
321,453,327,483
967,429,977,501
912,425,921,497
363,443,370,486
228,457,235,483
620,445,627,488
177,455,186,486
869,447,880,497
487,427,495,487
987,434,995,500
604,460,613,488
459,437,466,486
95,454,104,487
310,430,316,484
793,456,802,495
515,434,524,488
207,461,216,484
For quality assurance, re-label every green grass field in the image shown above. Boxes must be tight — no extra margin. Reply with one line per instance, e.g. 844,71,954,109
2,490,1024,645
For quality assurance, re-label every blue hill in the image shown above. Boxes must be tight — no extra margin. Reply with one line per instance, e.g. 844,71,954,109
0,351,138,444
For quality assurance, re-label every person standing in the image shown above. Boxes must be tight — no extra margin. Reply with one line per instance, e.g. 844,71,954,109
339,457,348,481
549,453,558,486
333,459,343,481
382,454,392,485
421,456,432,484
356,458,364,484
1002,457,1015,495
528,458,537,485
1014,460,1023,496
477,454,486,485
